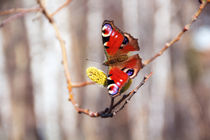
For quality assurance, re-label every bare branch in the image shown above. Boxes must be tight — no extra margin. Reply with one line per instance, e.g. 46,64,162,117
35,0,101,118
0,12,24,27
113,72,152,114
50,0,72,17
0,7,41,28
72,81,95,88
99,72,152,118
36,0,72,90
0,7,41,16
143,1,209,67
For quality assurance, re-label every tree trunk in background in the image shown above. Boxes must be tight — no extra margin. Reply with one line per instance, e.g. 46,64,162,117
1,1,39,140
68,0,88,140
122,1,155,140
123,1,155,140
164,1,201,140
147,0,172,140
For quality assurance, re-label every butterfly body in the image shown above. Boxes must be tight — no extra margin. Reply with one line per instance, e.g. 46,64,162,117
103,55,128,66
101,20,143,97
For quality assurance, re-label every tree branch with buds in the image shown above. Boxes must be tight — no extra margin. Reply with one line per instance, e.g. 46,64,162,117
0,0,209,118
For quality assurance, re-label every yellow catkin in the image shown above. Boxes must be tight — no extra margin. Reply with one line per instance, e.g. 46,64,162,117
86,67,107,86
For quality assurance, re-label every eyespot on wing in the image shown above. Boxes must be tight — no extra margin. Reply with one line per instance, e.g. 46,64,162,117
102,23,112,37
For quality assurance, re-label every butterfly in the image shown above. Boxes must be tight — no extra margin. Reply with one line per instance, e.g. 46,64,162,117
102,20,143,97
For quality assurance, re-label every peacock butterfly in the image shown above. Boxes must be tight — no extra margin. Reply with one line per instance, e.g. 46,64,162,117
102,20,143,97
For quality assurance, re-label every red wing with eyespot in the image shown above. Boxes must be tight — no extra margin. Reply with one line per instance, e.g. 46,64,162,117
107,54,142,96
102,20,140,57
107,67,129,96
118,54,142,79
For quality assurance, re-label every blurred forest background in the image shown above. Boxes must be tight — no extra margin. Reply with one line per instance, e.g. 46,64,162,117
0,0,210,140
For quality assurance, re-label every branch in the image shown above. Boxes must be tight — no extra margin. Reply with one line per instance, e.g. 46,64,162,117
35,0,100,117
143,1,209,67
0,7,41,28
63,72,152,118
0,7,41,16
50,0,72,17
36,0,73,94
99,72,152,118
37,0,72,88
71,81,95,88
114,72,152,114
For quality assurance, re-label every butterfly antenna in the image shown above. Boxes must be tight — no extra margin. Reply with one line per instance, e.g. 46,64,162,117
85,58,104,65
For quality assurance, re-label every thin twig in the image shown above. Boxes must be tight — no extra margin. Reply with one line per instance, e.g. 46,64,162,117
0,7,41,28
36,0,74,101
108,97,115,113
37,0,72,90
111,73,152,111
114,72,152,114
37,0,53,23
50,0,72,17
143,1,209,67
0,7,41,16
0,12,24,27
99,72,152,118
72,81,95,88
36,0,102,117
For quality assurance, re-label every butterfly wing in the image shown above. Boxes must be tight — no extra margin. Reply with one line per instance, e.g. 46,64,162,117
107,67,129,96
102,20,143,96
118,54,142,79
107,54,142,96
102,20,140,58
118,33,139,54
